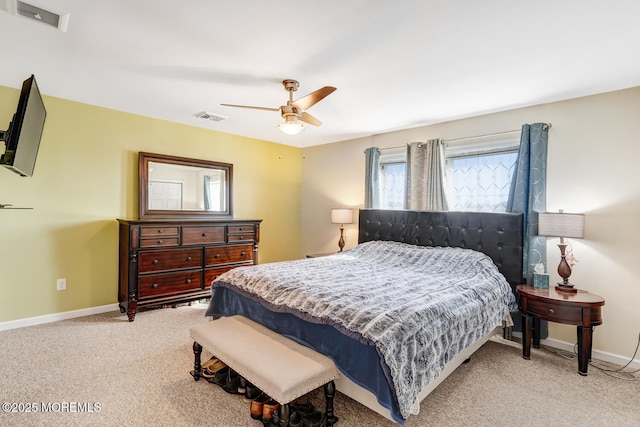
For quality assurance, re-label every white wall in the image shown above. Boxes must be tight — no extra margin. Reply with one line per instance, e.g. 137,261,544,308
301,86,640,361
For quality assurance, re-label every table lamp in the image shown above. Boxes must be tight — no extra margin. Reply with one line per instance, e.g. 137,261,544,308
330,208,353,252
538,210,585,293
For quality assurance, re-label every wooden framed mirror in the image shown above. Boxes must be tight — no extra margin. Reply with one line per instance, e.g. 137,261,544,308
138,152,233,219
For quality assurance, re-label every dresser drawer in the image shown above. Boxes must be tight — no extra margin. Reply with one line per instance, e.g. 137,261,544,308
205,266,236,286
139,226,180,237
138,271,202,298
205,245,254,266
228,225,255,234
139,237,180,248
138,248,203,273
526,299,582,324
182,226,225,245
228,234,254,243
228,224,255,242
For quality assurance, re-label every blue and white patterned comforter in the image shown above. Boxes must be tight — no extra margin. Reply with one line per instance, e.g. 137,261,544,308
212,240,517,419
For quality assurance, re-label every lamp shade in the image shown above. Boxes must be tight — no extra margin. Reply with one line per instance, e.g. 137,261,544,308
538,212,585,238
331,208,353,225
276,122,305,135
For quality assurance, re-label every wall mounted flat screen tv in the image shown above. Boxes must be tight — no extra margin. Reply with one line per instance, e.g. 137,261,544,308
0,74,47,177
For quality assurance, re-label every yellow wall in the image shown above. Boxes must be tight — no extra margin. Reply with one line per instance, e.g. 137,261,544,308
301,86,640,360
0,86,302,322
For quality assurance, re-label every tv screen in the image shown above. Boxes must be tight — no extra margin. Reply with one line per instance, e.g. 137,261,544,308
1,75,47,177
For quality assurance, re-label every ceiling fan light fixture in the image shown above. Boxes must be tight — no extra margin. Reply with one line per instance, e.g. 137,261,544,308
276,116,305,135
276,122,305,135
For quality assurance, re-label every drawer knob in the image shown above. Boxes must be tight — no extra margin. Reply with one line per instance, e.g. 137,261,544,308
152,283,158,289
215,254,220,259
239,227,243,231
202,233,207,237
549,308,555,314
186,256,192,261
158,229,164,233
239,236,244,240
240,252,246,257
186,279,192,284
157,240,163,244
152,259,159,264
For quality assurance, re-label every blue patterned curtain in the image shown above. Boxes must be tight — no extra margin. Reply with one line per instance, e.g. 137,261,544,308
507,122,549,335
364,147,380,208
507,123,549,281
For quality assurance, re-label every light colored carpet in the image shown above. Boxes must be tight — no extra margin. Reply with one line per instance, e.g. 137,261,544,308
0,304,638,427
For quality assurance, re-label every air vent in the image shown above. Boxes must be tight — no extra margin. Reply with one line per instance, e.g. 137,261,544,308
196,111,227,122
1,1,70,32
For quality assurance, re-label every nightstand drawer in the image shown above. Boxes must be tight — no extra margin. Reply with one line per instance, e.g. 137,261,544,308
527,299,582,323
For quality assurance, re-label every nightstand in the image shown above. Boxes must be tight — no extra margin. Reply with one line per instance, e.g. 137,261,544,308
517,285,605,376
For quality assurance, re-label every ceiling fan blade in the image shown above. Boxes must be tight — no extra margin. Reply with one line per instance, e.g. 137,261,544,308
299,112,322,126
293,86,336,110
220,103,279,112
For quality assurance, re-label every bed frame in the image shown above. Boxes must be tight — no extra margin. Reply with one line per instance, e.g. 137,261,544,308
208,209,525,423
333,209,524,421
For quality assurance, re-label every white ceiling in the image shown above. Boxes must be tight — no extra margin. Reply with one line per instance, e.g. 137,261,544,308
1,0,639,147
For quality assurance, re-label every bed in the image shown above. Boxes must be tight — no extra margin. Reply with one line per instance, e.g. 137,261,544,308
205,209,523,423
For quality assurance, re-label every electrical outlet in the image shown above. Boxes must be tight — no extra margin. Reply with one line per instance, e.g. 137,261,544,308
56,278,66,291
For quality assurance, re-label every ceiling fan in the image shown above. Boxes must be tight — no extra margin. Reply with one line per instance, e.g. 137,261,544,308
221,79,336,135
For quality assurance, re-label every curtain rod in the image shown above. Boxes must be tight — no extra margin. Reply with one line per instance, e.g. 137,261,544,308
444,128,520,143
376,123,551,151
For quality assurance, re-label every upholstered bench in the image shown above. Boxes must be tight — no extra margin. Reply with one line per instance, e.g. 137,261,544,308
190,315,340,426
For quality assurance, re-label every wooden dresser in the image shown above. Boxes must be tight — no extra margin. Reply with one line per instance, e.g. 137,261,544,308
118,219,261,321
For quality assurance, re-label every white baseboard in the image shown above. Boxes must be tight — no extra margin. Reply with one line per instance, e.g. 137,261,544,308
511,331,640,371
0,303,121,331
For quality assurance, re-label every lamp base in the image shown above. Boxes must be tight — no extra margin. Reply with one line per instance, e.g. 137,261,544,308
555,283,578,293
555,243,577,293
337,225,345,253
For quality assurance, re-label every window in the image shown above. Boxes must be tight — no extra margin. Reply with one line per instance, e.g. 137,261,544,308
446,150,518,212
379,149,406,209
375,138,519,212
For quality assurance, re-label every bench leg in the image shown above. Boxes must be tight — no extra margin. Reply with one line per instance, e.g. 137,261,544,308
324,380,336,427
192,341,202,381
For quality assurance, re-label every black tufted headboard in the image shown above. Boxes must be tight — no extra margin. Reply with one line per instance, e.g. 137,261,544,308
358,209,524,291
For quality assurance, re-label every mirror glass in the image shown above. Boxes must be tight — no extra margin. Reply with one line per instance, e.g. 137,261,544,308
139,152,233,219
